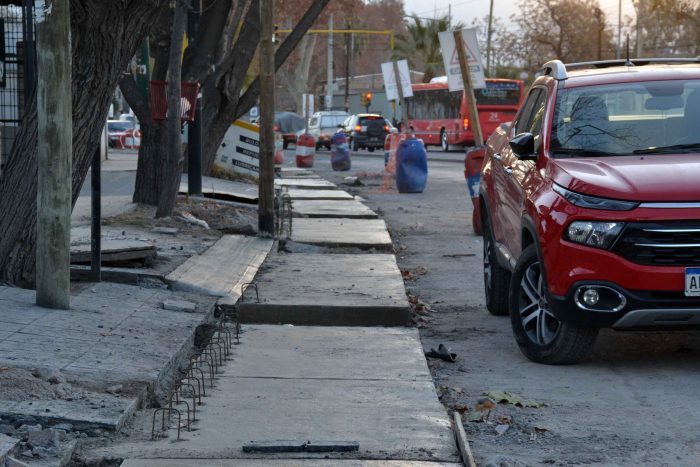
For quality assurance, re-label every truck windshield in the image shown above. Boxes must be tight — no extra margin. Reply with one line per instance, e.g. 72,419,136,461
550,79,700,156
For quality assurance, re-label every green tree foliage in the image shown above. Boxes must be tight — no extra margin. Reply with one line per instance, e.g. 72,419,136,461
395,14,463,83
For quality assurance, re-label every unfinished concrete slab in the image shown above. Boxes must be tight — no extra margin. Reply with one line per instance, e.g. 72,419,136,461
122,460,461,466
180,174,259,203
165,235,273,301
239,254,409,326
284,189,354,201
0,283,217,430
95,326,458,463
291,199,378,219
70,239,156,265
289,218,392,251
274,179,337,190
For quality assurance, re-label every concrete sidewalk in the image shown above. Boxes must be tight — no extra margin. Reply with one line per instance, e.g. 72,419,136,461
94,326,459,464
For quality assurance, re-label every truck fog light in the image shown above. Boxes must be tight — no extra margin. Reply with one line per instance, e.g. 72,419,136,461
575,285,626,312
583,289,600,306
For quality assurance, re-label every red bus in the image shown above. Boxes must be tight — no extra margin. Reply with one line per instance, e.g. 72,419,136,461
404,78,525,151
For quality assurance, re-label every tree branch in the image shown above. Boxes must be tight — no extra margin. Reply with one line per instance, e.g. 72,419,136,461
234,0,332,119
118,73,152,123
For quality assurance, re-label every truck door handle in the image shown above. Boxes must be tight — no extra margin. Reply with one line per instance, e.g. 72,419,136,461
504,167,513,175
494,153,502,161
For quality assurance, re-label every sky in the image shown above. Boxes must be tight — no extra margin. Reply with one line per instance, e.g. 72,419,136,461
402,0,638,30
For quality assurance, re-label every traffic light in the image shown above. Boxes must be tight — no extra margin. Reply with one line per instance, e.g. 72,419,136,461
360,92,373,111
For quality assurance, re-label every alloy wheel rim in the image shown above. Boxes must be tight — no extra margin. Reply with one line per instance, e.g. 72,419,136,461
518,262,560,345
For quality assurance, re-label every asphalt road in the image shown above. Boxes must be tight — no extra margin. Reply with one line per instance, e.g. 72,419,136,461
299,147,700,467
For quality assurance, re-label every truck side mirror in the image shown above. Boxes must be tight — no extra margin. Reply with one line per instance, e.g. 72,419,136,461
509,132,536,160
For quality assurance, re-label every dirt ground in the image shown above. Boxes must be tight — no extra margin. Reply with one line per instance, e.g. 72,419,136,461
313,154,700,467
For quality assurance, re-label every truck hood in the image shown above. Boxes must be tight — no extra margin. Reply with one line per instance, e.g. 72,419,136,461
551,155,700,202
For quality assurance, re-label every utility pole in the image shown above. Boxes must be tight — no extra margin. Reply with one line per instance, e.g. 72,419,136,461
259,0,275,235
344,24,351,112
36,0,72,309
616,0,622,59
326,14,333,110
448,3,451,29
486,0,494,76
594,7,603,60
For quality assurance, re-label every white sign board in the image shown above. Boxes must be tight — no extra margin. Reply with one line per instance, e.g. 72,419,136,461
214,120,260,181
381,59,413,101
438,29,486,91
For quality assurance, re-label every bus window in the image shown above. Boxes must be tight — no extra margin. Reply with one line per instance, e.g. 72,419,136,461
475,82,522,106
407,89,461,120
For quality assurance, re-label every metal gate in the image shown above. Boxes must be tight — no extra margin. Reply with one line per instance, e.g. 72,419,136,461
0,0,35,172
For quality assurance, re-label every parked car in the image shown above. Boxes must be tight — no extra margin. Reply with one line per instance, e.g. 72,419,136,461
308,111,349,150
107,120,134,148
478,58,700,364
342,114,394,152
274,111,306,149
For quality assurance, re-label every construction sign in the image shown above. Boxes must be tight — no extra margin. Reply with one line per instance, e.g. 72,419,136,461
438,29,486,91
381,59,413,101
214,120,260,181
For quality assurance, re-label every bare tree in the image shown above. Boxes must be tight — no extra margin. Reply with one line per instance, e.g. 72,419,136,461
0,1,169,287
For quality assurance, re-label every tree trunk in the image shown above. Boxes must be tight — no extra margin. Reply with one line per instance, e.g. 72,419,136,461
0,0,168,287
200,0,331,173
156,0,188,218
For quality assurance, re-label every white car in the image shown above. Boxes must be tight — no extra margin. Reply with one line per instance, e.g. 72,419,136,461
307,111,349,150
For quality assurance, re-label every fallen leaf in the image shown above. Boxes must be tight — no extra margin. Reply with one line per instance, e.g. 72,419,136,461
475,397,496,412
496,415,512,425
454,404,469,414
0,367,10,372
534,426,549,433
484,390,545,408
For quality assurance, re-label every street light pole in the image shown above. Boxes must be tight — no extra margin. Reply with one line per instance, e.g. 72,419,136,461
36,0,72,309
258,0,275,235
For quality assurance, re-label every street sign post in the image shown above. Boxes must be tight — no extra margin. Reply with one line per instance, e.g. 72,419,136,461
381,59,412,101
439,28,486,147
381,59,412,132
438,29,486,91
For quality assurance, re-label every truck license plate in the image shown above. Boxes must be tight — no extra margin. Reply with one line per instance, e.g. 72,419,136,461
685,268,700,296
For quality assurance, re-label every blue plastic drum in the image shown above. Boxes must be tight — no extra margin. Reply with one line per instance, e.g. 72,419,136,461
331,131,351,171
395,137,427,193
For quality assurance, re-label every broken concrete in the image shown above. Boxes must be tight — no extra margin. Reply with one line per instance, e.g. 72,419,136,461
274,179,337,190
289,218,393,251
0,283,217,431
291,200,378,219
239,254,409,326
284,189,354,201
165,235,273,301
180,175,259,203
0,433,19,464
69,239,156,265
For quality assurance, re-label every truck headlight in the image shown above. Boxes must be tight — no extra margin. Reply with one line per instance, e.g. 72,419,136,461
553,184,639,211
565,221,624,249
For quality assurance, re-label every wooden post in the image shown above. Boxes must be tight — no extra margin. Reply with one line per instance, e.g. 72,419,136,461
258,0,275,235
392,60,409,134
36,0,72,309
454,30,484,147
